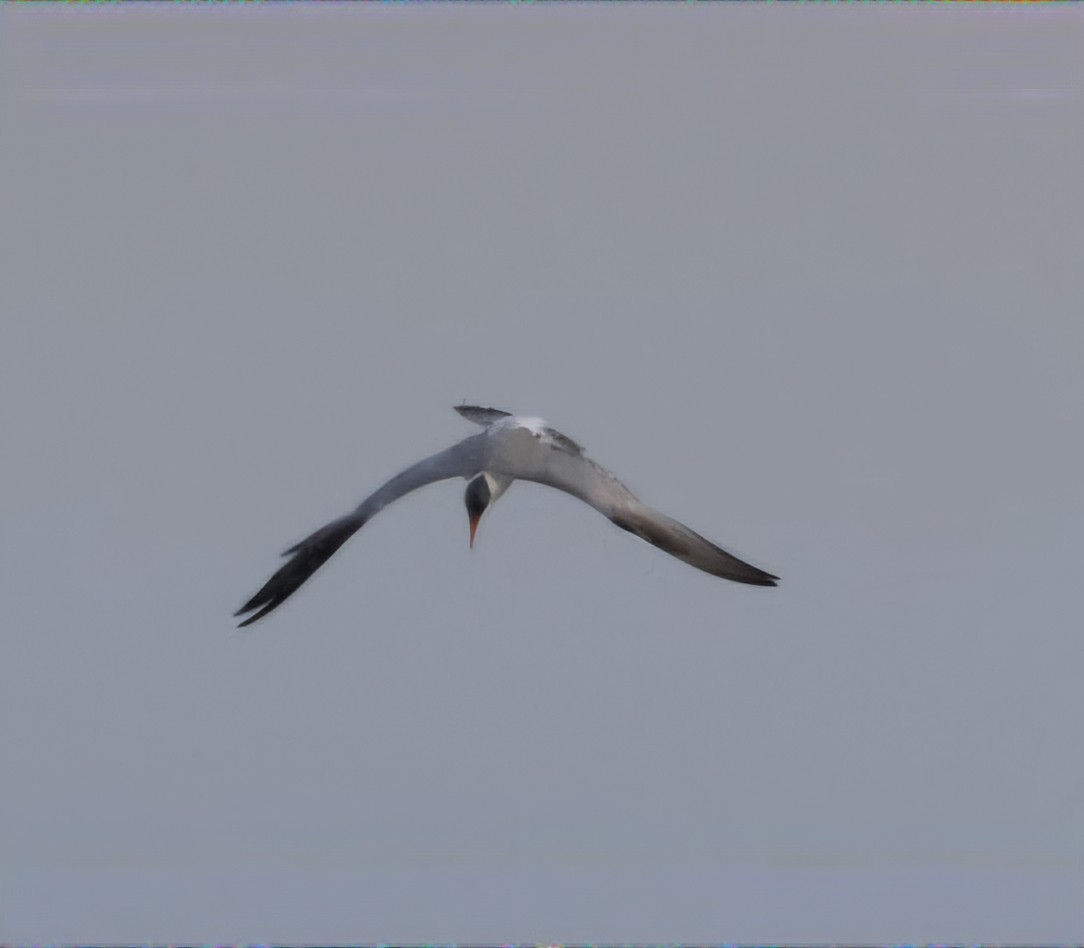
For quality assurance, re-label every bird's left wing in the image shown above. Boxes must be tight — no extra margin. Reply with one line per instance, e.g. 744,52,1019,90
518,434,778,586
234,439,479,627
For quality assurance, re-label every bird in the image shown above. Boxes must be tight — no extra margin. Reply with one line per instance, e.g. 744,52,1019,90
234,405,778,627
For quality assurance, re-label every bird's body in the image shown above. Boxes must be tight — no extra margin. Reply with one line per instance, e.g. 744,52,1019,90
235,405,778,627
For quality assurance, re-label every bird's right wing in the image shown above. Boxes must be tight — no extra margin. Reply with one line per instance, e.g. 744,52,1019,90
234,439,479,627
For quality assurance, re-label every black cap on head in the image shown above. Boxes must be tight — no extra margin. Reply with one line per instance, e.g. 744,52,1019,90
464,475,491,521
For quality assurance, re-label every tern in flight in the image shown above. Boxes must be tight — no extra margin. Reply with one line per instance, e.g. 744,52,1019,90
235,406,778,627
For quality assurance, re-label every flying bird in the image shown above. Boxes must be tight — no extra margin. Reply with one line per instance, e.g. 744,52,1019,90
235,405,778,627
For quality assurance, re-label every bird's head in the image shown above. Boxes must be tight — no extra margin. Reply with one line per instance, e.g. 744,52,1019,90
464,472,509,548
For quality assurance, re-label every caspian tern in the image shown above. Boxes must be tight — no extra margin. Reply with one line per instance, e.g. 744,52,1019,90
235,405,778,627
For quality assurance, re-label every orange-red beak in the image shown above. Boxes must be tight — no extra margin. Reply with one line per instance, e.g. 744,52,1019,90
469,511,481,548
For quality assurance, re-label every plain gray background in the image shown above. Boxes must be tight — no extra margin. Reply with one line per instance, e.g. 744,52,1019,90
2,3,1082,943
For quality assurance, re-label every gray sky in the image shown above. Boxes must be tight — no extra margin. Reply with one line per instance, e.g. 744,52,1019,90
2,4,1082,943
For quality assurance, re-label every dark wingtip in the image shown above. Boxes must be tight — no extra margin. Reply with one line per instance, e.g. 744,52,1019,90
236,604,275,628
233,514,365,628
731,566,779,587
233,593,273,626
233,595,260,617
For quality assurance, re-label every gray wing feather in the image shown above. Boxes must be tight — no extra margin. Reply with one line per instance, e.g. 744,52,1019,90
519,442,778,586
538,426,584,456
235,440,478,627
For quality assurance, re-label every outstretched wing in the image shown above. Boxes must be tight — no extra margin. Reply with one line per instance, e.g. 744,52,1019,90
234,440,479,627
455,405,512,427
515,436,778,586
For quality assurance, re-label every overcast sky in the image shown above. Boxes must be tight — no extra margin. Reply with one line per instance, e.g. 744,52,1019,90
2,4,1082,943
